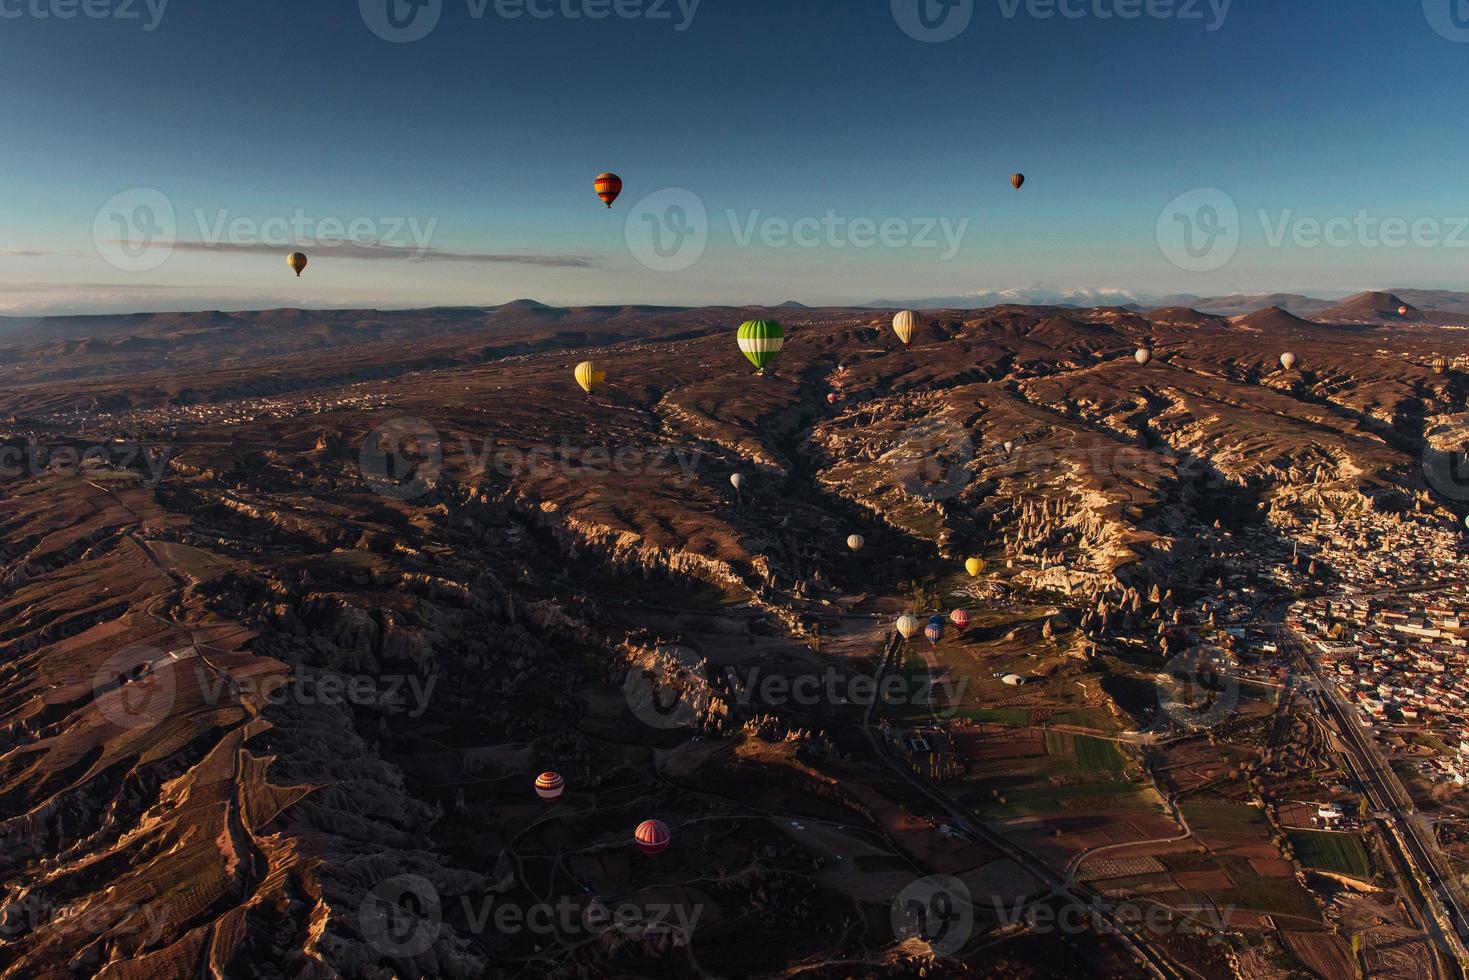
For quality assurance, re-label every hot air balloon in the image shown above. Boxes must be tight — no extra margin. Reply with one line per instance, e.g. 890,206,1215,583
1135,347,1153,367
287,252,308,277
535,772,565,802
847,534,865,551
1433,357,1449,375
893,310,922,348
1011,173,1025,191
737,320,785,373
1280,352,1298,371
730,473,746,492
1003,441,1015,455
634,819,671,856
950,609,970,631
594,172,623,209
925,621,944,647
827,393,839,405
896,615,920,640
965,558,985,578
1399,305,1411,317
574,361,606,395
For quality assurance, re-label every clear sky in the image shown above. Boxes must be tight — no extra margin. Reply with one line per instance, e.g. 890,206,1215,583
1,0,1466,313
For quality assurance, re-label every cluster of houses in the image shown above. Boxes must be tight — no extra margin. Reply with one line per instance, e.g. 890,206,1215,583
1283,510,1469,787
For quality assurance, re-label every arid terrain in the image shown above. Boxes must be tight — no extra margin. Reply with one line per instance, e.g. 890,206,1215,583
4,292,1469,979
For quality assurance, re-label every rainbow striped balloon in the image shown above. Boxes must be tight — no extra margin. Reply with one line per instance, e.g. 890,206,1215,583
737,319,785,372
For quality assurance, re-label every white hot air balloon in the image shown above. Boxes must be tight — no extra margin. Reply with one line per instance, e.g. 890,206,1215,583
847,534,865,551
896,615,920,640
1003,440,1015,455
1280,352,1298,371
730,473,746,492
1135,347,1153,366
893,310,922,348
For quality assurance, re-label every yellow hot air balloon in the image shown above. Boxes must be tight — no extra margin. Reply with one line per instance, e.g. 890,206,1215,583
574,360,606,395
893,310,922,348
965,558,985,578
287,252,308,277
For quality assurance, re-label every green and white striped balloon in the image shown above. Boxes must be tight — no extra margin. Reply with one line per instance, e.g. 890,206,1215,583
737,319,785,372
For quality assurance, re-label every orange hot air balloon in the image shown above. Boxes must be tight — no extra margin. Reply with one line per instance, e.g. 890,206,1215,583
950,608,970,631
535,772,565,802
594,173,623,208
1399,305,1410,317
287,252,308,277
635,819,671,855
1011,173,1025,191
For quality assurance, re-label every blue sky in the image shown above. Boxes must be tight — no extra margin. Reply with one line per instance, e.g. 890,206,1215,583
1,0,1466,313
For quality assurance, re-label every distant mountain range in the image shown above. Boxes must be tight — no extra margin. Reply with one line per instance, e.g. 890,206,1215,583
860,288,1469,319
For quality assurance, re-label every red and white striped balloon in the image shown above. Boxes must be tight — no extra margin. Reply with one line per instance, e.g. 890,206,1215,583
634,819,671,855
535,771,564,802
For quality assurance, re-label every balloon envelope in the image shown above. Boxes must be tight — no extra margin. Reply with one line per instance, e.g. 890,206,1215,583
893,310,922,348
635,819,671,855
827,393,839,405
847,534,865,551
1280,352,1298,370
594,172,623,208
896,615,920,639
737,320,785,372
1011,173,1025,190
287,252,308,277
574,361,606,394
965,558,985,577
924,623,944,646
535,772,565,801
1135,347,1153,366
730,473,746,491
950,609,970,629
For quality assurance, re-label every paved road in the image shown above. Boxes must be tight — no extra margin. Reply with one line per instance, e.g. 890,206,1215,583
1280,625,1469,978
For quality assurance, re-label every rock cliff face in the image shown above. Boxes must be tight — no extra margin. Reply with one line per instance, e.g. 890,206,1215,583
1,301,1467,977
